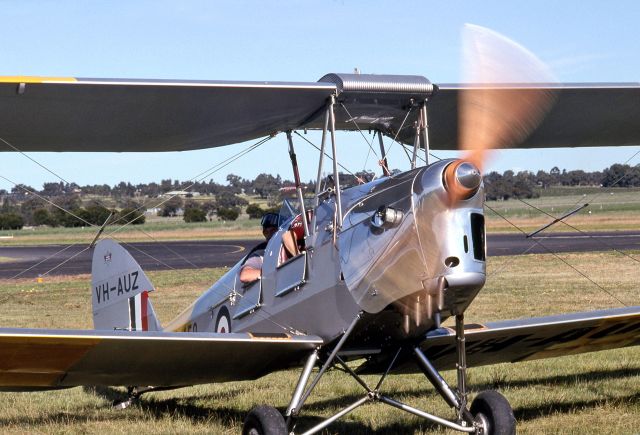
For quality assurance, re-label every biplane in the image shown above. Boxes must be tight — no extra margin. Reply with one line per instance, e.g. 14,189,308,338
1,25,640,434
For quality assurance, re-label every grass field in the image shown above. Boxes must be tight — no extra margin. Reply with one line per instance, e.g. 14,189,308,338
0,251,638,434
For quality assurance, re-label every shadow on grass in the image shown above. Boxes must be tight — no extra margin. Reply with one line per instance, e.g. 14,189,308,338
4,365,636,431
514,391,640,423
473,365,640,391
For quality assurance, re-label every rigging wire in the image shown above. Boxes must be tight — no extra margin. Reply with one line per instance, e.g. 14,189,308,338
338,103,380,160
293,131,362,183
0,136,205,272
517,198,640,264
484,202,629,307
3,135,272,278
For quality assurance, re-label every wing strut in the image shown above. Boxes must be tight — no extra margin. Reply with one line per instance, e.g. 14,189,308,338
273,310,507,434
286,131,310,238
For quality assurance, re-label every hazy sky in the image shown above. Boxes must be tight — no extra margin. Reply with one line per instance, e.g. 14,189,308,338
1,0,640,190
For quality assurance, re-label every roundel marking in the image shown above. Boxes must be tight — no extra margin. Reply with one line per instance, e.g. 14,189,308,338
216,306,231,333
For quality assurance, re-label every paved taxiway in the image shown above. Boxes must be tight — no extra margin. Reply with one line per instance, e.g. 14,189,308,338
1,231,639,278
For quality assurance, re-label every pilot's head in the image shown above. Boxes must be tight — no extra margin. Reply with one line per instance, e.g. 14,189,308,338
260,212,279,241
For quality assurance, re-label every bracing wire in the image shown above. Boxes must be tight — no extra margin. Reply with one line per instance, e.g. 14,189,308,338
2,135,272,278
484,202,629,307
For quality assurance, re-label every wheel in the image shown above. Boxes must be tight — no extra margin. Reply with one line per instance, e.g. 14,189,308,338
242,405,287,435
215,306,231,333
470,390,516,435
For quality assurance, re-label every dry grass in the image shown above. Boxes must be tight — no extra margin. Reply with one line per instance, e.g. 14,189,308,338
0,252,639,434
486,211,640,233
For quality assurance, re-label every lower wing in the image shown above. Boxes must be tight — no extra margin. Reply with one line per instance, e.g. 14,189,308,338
0,329,322,391
358,306,640,374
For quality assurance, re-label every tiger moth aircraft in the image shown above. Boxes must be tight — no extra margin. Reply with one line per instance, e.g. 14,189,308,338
1,25,640,435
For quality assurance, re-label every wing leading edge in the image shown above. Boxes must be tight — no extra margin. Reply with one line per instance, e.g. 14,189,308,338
0,328,322,390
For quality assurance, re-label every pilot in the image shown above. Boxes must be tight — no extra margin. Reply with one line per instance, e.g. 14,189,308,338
239,212,279,283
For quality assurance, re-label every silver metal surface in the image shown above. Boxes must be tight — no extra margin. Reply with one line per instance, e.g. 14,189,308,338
377,131,390,176
379,396,475,433
455,162,482,190
233,279,262,319
312,106,330,234
300,396,370,435
329,96,343,227
455,313,468,418
338,160,486,317
318,73,434,95
296,312,362,411
420,104,430,165
275,253,307,297
414,346,460,409
286,350,318,417
411,122,420,169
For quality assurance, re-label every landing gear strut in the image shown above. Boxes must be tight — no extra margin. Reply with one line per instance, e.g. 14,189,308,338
243,312,515,435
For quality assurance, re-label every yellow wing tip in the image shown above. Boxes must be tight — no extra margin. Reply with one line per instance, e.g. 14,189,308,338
0,76,77,83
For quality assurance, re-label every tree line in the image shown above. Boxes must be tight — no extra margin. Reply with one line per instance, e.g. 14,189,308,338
1,164,638,229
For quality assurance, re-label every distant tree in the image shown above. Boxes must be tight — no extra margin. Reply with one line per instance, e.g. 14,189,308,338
159,196,183,217
216,191,248,209
246,203,265,219
0,213,23,230
51,194,82,212
85,204,112,225
33,208,57,227
217,207,239,221
226,174,244,188
117,208,145,225
183,199,199,210
0,196,17,213
20,197,47,225
252,173,282,198
10,184,36,201
601,164,640,187
184,207,207,223
41,182,66,197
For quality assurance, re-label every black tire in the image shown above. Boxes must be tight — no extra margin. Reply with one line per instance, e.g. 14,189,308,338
242,405,287,435
470,390,516,435
215,306,231,333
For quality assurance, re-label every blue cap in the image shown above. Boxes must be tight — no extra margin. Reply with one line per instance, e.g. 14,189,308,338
260,212,280,228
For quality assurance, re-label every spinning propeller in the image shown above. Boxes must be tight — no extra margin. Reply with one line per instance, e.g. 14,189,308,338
444,24,556,203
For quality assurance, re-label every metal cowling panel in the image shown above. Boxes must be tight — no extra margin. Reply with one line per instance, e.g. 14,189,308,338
318,73,434,96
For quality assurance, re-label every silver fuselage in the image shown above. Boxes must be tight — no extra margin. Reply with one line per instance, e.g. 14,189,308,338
165,160,486,346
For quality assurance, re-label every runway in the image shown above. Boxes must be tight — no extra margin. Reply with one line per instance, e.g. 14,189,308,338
1,231,639,279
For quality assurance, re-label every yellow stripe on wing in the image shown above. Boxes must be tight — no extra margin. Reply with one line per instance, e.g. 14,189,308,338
0,335,100,387
0,76,77,83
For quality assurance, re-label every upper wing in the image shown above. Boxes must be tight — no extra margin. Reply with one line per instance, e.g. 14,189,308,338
0,77,335,152
357,306,640,374
0,328,322,390
424,83,640,150
2,74,640,152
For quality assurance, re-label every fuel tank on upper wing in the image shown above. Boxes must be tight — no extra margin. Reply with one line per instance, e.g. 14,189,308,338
338,160,486,328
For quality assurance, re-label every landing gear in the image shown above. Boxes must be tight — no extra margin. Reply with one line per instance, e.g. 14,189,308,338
244,311,516,434
242,405,287,435
470,391,516,435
